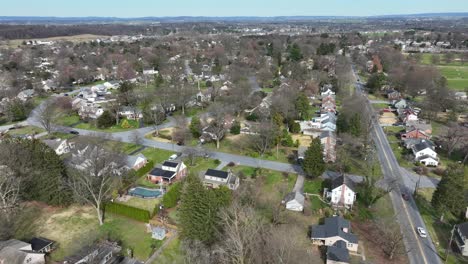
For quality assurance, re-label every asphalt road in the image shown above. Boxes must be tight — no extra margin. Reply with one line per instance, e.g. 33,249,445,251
352,65,442,264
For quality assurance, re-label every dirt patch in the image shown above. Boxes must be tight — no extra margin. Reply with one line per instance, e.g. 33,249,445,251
146,128,175,143
379,112,397,125
292,134,313,146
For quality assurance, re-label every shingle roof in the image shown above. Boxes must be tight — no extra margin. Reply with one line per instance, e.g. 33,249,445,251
205,169,228,179
0,239,30,251
311,216,358,244
29,237,54,252
331,175,355,193
149,168,175,179
413,140,433,152
162,161,178,168
284,191,305,205
327,240,350,262
457,222,468,237
126,153,147,167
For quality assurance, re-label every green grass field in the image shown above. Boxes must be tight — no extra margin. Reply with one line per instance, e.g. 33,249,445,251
419,53,465,66
141,148,175,164
151,236,184,264
7,125,45,135
54,114,81,126
75,118,140,132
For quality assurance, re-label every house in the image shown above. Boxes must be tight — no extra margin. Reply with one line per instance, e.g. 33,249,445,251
151,227,166,240
147,161,187,184
29,237,55,254
203,169,239,190
119,106,143,120
325,175,356,209
0,239,45,264
63,241,121,264
454,222,468,256
282,191,305,212
17,89,35,101
393,99,407,109
326,240,350,264
454,92,467,101
386,90,401,100
103,81,120,90
321,121,337,132
412,140,439,166
402,138,435,150
321,131,337,163
310,216,359,252
78,103,104,119
43,139,73,155
405,121,432,135
401,129,430,140
321,88,336,97
126,153,148,171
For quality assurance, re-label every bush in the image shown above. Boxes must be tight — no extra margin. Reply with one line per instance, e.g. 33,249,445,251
97,110,114,128
136,160,155,177
246,113,258,121
227,161,236,167
214,159,221,165
289,122,301,133
105,202,151,222
162,182,182,208
120,119,133,129
230,121,241,135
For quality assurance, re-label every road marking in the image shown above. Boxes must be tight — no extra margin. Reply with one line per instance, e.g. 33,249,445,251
373,120,430,264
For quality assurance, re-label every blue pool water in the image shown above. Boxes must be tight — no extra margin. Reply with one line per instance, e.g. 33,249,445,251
128,187,162,198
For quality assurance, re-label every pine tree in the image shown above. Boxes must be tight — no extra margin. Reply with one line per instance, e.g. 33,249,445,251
302,138,326,178
295,93,311,120
189,117,202,138
97,110,114,128
431,164,466,216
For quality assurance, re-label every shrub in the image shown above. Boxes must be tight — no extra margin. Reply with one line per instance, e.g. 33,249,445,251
162,182,182,208
214,159,221,165
105,202,150,222
230,121,241,135
97,110,114,128
246,113,258,121
289,122,301,133
227,161,236,167
136,160,155,177
121,119,132,129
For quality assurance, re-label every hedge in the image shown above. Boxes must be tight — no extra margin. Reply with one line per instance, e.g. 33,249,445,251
105,202,150,222
136,160,155,177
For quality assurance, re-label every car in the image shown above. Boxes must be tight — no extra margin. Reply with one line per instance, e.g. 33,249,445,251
402,193,410,201
168,154,178,161
417,227,427,238
69,130,79,135
64,93,69,96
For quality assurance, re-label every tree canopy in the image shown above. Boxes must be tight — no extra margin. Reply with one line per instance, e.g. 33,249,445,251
302,138,325,178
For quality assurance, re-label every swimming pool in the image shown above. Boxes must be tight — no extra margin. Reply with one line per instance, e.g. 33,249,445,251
128,187,162,198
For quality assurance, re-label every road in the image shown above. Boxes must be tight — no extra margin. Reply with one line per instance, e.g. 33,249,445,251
352,65,442,264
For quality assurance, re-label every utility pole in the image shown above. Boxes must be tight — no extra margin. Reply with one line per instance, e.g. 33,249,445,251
445,224,455,264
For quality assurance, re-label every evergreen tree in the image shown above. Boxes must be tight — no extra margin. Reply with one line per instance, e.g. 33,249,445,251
189,116,202,138
288,43,303,62
295,93,311,120
97,110,114,128
336,114,349,134
431,164,466,216
230,121,241,135
302,138,326,178
349,113,362,137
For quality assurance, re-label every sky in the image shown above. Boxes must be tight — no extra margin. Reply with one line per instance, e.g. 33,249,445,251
1,0,468,17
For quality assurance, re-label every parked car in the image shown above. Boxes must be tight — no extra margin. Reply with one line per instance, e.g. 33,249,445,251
168,154,178,161
402,193,410,201
393,122,404,127
69,130,79,135
417,227,427,238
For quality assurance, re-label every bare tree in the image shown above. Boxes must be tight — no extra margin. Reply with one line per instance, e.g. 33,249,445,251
443,123,468,158
205,103,229,149
0,166,20,215
376,219,409,260
69,139,125,225
36,99,60,134
172,115,191,145
149,106,166,136
249,121,278,157
183,147,199,166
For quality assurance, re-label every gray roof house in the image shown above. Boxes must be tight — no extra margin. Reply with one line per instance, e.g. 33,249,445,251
0,239,45,264
455,222,468,256
63,241,121,264
311,216,358,252
326,240,350,264
283,191,305,212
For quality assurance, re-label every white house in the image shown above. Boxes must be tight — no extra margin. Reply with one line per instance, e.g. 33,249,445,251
0,239,45,264
203,169,239,190
321,88,336,96
126,153,148,171
42,139,74,155
326,175,356,209
17,89,35,102
119,106,143,120
455,92,467,101
283,191,305,212
412,140,439,166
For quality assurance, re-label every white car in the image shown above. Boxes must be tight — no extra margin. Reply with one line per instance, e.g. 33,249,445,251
417,227,427,238
168,154,178,161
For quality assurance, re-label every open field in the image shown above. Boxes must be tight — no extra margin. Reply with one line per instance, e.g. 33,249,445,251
118,196,160,212
74,118,140,132
419,53,466,66
1,34,109,47
6,125,45,135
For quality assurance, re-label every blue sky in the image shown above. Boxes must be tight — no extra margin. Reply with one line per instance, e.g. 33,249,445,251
2,0,468,17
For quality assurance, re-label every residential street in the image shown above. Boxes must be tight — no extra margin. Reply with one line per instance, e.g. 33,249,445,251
352,65,442,264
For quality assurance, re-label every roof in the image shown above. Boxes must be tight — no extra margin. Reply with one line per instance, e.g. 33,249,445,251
457,222,468,237
413,140,434,152
64,241,120,263
42,139,64,150
29,237,54,252
149,168,176,179
331,175,355,192
284,192,305,205
311,216,358,244
0,239,30,251
327,240,350,262
162,161,178,168
126,153,147,167
0,247,27,264
205,169,229,179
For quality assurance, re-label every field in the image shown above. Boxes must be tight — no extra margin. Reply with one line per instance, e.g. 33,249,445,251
6,125,45,135
75,118,141,132
33,204,159,262
0,34,108,48
417,54,468,91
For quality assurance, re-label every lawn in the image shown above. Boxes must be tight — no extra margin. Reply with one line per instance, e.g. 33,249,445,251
54,114,81,126
106,140,142,155
75,118,141,132
415,190,468,264
303,179,324,194
419,53,465,66
261,87,274,93
118,196,160,212
372,103,390,110
43,132,77,140
184,157,220,177
34,204,159,262
141,148,175,164
7,125,45,135
204,134,294,164
151,236,184,264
